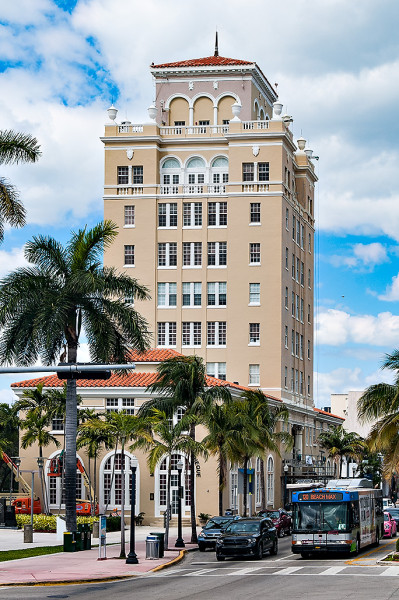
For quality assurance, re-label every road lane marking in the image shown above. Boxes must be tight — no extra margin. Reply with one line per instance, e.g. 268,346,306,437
184,568,218,576
319,566,346,575
272,566,303,575
379,567,399,576
230,567,265,575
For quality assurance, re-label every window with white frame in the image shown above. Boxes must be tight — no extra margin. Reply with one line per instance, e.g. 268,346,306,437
206,362,226,380
157,282,177,307
182,322,201,346
308,268,312,288
285,287,288,309
133,166,143,185
208,242,227,266
207,321,226,346
106,398,136,414
308,304,311,323
284,366,288,388
208,202,227,227
183,242,202,267
307,339,311,360
300,298,304,323
51,416,64,431
117,166,128,185
258,162,269,181
291,254,295,279
103,453,134,508
158,203,177,227
158,242,177,267
242,163,254,181
249,283,260,305
124,245,134,266
207,282,226,306
284,326,288,348
308,233,312,253
267,456,274,506
292,216,296,241
250,202,261,224
210,157,229,192
300,334,304,359
186,157,206,190
124,205,135,226
249,323,260,345
182,282,201,306
157,322,177,346
249,243,260,264
160,158,181,193
249,364,260,385
183,202,202,227
286,208,289,230
285,247,289,270
307,375,311,396
291,330,295,355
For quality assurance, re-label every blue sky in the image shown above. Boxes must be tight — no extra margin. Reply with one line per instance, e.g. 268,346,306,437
1,0,399,407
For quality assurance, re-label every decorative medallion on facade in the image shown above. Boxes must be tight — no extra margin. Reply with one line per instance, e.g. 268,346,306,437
126,149,134,160
252,145,260,157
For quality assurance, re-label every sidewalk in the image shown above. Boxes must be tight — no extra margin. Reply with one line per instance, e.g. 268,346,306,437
0,526,198,586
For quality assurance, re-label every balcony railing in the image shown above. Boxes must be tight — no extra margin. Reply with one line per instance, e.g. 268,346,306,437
242,183,269,193
160,185,179,195
117,186,144,195
159,124,229,136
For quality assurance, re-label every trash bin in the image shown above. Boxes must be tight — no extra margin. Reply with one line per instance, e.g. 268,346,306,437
73,530,83,551
63,531,76,552
93,521,99,538
146,535,160,559
150,532,165,557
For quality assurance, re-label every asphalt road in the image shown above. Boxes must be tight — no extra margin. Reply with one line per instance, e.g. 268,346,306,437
2,535,399,600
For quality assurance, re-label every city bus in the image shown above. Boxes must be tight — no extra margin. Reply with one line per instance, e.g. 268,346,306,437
291,478,383,557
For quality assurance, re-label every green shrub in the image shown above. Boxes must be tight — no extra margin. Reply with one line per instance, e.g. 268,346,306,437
396,537,399,553
15,514,57,532
106,515,121,531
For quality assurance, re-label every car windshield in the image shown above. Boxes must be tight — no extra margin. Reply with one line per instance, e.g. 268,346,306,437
389,509,399,517
293,502,348,532
225,521,261,534
267,511,280,519
204,518,231,530
384,513,390,522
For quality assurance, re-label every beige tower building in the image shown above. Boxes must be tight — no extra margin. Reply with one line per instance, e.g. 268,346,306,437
102,50,316,413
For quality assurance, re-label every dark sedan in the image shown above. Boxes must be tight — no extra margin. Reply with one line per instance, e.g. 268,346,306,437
198,516,234,551
215,517,278,561
257,508,292,537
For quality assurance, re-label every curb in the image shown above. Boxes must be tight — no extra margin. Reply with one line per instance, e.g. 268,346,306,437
0,547,198,587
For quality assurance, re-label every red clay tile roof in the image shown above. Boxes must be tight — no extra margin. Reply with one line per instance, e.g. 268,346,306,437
151,56,254,69
127,348,182,362
11,372,248,391
313,407,344,420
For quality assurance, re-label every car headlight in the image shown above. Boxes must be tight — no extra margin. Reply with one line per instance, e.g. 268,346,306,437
216,539,223,545
248,537,258,546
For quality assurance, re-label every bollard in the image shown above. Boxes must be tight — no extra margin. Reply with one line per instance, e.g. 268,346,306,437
63,532,76,552
24,524,33,543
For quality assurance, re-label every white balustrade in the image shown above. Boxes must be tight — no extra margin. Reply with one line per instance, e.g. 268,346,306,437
160,185,179,195
117,125,144,133
159,124,229,136
117,186,144,195
208,184,226,195
242,120,270,130
183,185,204,195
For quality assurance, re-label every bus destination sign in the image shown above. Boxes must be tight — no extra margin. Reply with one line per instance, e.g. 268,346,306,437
298,492,344,501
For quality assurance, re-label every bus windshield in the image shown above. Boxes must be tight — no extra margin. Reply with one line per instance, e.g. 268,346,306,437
294,502,349,532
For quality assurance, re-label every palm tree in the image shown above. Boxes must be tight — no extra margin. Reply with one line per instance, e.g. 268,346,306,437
201,401,242,516
0,221,151,531
319,425,366,477
20,412,61,514
142,355,231,542
133,408,207,549
0,129,40,242
0,404,20,491
229,390,292,516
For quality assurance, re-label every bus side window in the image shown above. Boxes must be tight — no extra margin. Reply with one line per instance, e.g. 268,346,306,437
350,501,360,527
376,498,383,517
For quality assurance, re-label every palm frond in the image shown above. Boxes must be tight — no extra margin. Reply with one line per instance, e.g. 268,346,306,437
0,130,41,164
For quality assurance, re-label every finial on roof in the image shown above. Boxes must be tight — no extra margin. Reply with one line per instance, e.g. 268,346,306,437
214,30,219,57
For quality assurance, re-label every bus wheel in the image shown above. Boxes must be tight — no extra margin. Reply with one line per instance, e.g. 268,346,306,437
301,551,312,559
375,530,380,546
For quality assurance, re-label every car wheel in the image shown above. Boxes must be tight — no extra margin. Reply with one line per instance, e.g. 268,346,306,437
355,537,360,555
255,542,263,560
198,542,206,552
270,539,278,555
216,555,225,561
278,528,284,538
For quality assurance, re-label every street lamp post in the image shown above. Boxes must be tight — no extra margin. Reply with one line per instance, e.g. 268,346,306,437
175,459,185,548
126,458,138,564
283,463,289,509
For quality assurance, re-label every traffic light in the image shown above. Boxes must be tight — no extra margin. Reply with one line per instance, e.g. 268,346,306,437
56,364,112,380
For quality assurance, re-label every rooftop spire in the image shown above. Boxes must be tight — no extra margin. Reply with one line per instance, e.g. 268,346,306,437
214,30,219,57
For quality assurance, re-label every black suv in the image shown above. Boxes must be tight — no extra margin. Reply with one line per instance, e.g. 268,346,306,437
215,517,278,561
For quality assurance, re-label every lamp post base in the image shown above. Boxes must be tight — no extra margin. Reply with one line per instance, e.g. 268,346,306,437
126,552,139,564
175,538,185,548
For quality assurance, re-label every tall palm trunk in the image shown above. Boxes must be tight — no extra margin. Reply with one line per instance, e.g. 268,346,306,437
189,423,197,543
92,453,97,517
65,336,78,532
38,445,48,515
218,448,226,517
165,457,172,550
243,456,248,517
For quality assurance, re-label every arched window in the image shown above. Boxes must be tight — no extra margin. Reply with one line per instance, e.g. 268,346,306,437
230,463,238,512
210,157,228,194
259,107,266,121
267,456,274,506
157,453,190,516
101,451,140,511
47,452,84,509
160,158,181,194
185,157,206,193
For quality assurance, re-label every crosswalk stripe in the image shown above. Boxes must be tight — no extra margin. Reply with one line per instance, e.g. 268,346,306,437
230,567,265,575
319,566,346,576
183,568,218,576
273,566,303,575
379,567,399,577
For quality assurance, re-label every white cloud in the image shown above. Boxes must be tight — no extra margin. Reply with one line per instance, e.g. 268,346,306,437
316,309,399,346
0,246,28,279
314,366,394,408
330,243,388,270
378,273,399,301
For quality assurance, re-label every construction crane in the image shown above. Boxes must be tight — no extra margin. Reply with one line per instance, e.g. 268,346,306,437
0,450,42,513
